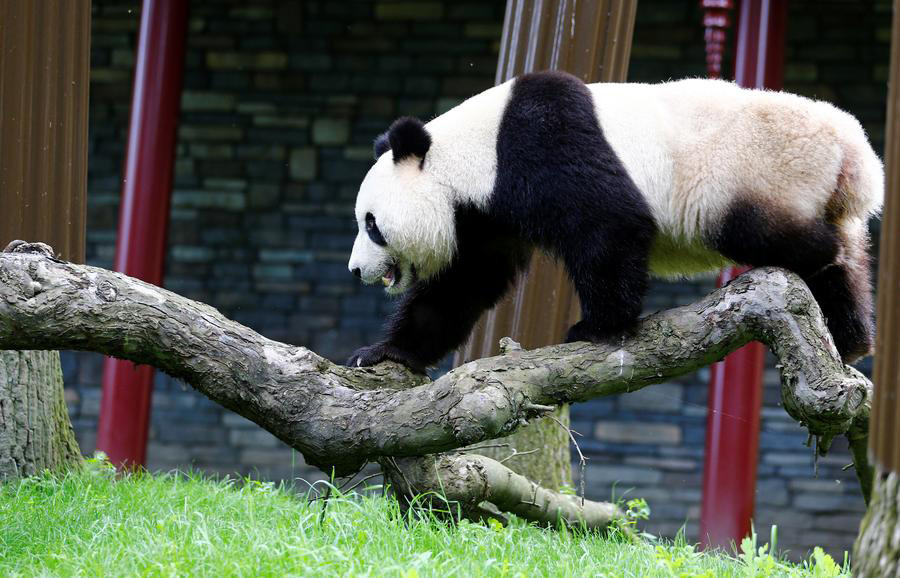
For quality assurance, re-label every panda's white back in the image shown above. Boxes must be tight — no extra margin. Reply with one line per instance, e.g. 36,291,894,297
380,74,881,280
588,78,883,277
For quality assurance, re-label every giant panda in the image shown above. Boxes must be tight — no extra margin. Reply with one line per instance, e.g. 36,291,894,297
346,71,884,373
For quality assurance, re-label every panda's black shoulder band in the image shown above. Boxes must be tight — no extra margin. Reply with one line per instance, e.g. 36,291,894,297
387,116,431,163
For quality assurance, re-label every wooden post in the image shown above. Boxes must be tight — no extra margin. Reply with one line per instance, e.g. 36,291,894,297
870,2,900,484
0,0,90,477
0,0,89,261
853,2,900,574
454,0,638,489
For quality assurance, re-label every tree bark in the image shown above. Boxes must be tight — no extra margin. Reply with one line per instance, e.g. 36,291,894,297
0,350,82,478
855,469,899,577
471,406,572,491
0,242,873,524
382,453,618,528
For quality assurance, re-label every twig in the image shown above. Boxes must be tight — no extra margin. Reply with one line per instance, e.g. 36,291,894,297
386,456,418,496
524,402,556,415
463,443,511,452
551,416,588,507
499,448,540,464
341,472,383,495
814,436,819,478
336,462,368,492
317,485,332,525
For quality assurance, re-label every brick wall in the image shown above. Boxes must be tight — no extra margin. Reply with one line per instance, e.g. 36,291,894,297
66,0,889,560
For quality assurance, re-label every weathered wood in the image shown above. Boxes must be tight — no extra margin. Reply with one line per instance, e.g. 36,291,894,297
853,0,900,573
0,0,90,262
855,470,900,578
0,246,871,495
383,453,620,529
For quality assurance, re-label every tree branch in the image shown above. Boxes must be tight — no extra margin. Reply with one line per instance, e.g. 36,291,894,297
382,454,621,529
0,244,872,503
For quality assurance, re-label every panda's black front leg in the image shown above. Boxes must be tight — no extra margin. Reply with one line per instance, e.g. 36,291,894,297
562,238,652,346
348,214,531,373
345,277,474,374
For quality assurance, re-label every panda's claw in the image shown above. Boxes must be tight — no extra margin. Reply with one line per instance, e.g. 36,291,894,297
346,342,428,374
346,343,389,369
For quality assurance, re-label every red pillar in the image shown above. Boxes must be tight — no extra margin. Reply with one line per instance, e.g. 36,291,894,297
699,0,788,550
97,0,188,467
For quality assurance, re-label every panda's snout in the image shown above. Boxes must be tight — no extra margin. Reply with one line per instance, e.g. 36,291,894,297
349,230,392,283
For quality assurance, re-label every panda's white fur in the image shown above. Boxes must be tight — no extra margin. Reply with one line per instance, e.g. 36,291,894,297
350,77,883,282
590,79,882,275
350,82,513,292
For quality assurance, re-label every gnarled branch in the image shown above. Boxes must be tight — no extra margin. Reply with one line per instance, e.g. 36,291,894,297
0,243,873,508
382,454,621,529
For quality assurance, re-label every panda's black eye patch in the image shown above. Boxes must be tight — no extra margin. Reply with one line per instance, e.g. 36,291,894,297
365,212,387,246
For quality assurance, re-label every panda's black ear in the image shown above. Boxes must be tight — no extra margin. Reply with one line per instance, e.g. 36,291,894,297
387,116,431,164
373,132,391,159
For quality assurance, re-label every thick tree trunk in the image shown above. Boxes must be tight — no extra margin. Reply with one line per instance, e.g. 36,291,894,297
0,350,82,478
854,469,899,577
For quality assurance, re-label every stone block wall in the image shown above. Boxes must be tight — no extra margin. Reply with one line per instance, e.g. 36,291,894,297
64,0,889,560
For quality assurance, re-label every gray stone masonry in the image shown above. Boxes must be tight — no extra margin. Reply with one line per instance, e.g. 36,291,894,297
63,0,888,562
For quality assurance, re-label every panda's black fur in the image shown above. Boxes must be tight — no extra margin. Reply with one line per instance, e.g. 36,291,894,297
348,71,876,372
349,206,531,373
713,198,873,360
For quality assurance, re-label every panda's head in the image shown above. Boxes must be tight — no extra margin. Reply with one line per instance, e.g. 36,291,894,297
348,117,456,294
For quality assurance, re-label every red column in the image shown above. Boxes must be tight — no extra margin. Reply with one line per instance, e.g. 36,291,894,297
97,0,188,467
699,0,788,550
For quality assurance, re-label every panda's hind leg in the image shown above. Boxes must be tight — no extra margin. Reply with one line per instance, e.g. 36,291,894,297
711,199,874,363
802,225,874,362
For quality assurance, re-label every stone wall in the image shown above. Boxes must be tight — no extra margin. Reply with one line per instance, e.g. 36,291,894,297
64,0,890,560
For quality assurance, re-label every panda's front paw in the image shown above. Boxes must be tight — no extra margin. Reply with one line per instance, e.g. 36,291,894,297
346,343,428,374
565,320,600,344
565,320,627,345
346,343,390,368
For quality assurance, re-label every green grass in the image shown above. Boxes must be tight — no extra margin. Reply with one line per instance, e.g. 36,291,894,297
0,463,848,577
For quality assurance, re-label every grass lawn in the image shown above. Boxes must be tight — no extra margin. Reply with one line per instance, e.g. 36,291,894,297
0,462,848,577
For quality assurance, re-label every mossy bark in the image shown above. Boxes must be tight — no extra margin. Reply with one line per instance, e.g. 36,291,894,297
0,350,82,479
383,452,617,529
854,468,900,577
474,407,572,491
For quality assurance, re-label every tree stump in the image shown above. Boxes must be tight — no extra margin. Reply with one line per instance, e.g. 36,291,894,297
0,350,82,479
